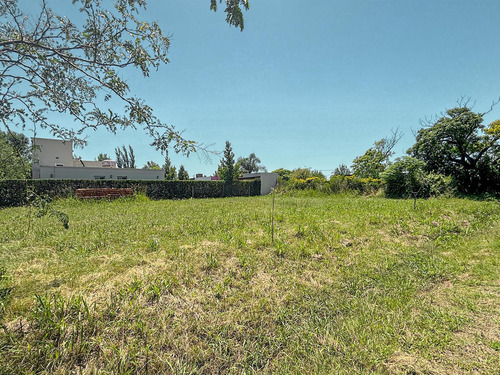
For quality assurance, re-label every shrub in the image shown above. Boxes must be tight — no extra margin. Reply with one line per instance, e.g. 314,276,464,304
329,175,383,194
291,176,328,190
382,157,453,198
0,180,261,207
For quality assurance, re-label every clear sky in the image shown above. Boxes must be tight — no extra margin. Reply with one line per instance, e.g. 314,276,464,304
33,0,500,176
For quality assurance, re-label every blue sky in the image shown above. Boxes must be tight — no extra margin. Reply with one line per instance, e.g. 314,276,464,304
34,0,500,176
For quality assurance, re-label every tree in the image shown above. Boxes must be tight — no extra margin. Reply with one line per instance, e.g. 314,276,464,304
409,106,500,193
351,130,402,178
114,147,123,168
96,153,110,161
382,157,453,199
236,152,266,173
332,164,351,176
114,144,135,168
143,161,161,170
210,0,249,31
128,145,136,169
163,151,176,180
381,157,427,198
0,0,248,152
177,165,189,180
0,130,30,179
291,168,325,180
272,168,292,183
218,141,237,182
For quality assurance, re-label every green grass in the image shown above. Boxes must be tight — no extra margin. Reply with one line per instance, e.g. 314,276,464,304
0,193,499,374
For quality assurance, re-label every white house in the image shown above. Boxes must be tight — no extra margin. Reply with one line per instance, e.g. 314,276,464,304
31,138,165,180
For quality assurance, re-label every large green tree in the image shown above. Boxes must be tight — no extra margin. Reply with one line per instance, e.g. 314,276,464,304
351,131,402,178
409,106,500,193
0,0,248,152
236,152,265,173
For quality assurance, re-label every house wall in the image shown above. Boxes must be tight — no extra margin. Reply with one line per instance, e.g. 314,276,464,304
242,173,278,195
31,137,164,181
32,138,73,167
38,166,165,180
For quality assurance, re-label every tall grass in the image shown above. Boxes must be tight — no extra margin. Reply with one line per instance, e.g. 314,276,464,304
0,194,499,373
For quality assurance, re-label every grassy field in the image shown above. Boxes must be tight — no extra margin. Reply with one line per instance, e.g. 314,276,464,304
0,193,499,374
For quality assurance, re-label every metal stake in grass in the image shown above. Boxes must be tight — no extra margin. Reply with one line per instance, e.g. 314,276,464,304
271,188,275,244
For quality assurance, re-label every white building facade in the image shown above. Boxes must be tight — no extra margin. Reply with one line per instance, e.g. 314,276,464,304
32,138,165,180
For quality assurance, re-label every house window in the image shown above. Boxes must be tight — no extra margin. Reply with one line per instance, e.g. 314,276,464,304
117,176,127,180
94,176,105,180
55,156,59,160
55,163,64,167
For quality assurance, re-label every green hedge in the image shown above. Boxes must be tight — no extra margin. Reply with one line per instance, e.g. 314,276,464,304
0,179,261,207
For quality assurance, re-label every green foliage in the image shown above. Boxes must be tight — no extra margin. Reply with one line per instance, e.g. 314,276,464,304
0,131,31,180
382,157,454,198
145,180,260,199
177,165,189,180
382,157,425,198
236,153,265,173
210,0,250,31
114,145,136,168
218,141,238,182
272,168,293,184
96,153,110,161
0,267,12,327
163,151,177,180
0,179,261,207
276,167,383,195
0,1,248,153
28,191,70,229
332,163,352,176
352,131,402,178
352,147,387,178
409,106,500,193
290,168,325,180
291,176,328,191
142,161,161,170
329,175,383,194
286,169,327,191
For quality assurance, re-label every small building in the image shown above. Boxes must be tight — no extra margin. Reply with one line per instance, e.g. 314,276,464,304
31,138,165,180
240,173,278,195
194,172,278,195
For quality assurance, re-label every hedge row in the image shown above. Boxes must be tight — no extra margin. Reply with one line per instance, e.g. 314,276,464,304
0,179,261,207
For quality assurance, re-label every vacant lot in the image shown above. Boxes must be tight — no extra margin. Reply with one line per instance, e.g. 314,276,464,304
0,194,499,374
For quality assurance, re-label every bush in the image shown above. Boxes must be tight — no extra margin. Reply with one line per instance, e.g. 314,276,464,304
329,175,383,194
290,176,328,190
0,179,261,207
382,157,453,198
422,173,453,197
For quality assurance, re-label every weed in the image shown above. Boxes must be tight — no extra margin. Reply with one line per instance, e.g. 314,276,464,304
146,237,160,252
204,252,220,271
0,268,12,326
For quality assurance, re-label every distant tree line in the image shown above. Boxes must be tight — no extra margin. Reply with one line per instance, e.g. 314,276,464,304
2,102,498,198
274,102,499,197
